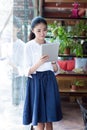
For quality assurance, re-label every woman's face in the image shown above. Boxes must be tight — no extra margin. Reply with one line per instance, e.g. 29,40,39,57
32,23,47,41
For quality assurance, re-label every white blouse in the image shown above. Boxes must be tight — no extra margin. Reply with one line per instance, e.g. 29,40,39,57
9,39,25,76
24,39,54,77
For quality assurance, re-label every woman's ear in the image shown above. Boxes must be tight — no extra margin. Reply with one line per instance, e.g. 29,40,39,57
31,29,34,33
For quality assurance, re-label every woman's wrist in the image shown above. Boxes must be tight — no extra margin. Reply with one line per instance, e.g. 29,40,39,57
51,61,56,64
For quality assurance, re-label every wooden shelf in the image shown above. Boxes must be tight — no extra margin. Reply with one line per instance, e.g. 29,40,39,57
57,73,87,77
45,17,87,19
68,36,87,39
45,0,87,3
56,74,87,97
59,88,87,93
43,0,87,19
43,0,87,99
58,54,87,58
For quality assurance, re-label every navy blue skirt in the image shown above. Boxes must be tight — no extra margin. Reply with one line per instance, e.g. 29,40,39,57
23,70,62,126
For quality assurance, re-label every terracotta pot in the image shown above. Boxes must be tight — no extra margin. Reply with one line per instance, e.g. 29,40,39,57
64,47,70,55
71,85,77,91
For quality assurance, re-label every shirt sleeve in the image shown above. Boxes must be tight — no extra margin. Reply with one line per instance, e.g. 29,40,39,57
17,42,25,75
24,44,32,77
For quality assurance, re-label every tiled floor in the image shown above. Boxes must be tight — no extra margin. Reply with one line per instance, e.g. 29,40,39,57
0,59,86,130
53,98,85,130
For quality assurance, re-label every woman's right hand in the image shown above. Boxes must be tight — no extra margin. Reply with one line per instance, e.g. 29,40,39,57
28,55,49,75
38,55,49,66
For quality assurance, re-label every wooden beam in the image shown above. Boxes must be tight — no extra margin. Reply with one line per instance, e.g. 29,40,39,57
44,2,86,8
39,0,43,15
45,0,87,3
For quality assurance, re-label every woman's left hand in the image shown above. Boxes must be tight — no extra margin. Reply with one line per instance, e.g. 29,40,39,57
51,61,58,72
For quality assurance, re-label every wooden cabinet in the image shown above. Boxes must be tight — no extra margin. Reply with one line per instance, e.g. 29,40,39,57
56,74,87,101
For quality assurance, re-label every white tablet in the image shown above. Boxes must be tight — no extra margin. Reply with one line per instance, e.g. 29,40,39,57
41,43,59,62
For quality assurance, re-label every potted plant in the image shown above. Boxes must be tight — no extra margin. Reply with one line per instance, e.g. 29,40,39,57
49,21,83,57
49,22,73,54
71,80,84,91
70,20,87,37
72,40,83,57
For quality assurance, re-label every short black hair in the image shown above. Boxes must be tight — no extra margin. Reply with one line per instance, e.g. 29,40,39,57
31,16,47,30
29,16,47,40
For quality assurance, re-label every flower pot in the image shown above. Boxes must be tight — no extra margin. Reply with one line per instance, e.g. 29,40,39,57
64,47,70,55
71,85,77,91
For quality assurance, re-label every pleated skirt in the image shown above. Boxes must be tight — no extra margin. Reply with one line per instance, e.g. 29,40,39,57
23,70,62,126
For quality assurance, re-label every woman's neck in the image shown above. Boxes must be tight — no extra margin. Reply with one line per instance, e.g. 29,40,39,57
35,38,46,44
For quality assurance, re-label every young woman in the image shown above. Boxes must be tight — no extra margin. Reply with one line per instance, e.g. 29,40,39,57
9,16,26,105
23,16,63,130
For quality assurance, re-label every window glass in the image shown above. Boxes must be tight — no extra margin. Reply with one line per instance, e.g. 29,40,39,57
0,0,38,129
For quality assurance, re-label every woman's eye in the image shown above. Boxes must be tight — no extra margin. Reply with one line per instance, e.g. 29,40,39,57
37,30,40,32
37,29,47,33
44,29,47,31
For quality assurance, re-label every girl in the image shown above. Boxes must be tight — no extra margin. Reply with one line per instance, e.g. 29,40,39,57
9,16,26,105
23,16,62,130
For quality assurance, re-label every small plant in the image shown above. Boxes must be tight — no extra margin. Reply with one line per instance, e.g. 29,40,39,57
72,80,84,87
71,80,84,91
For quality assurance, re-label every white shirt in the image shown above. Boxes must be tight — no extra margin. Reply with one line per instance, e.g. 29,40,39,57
24,39,54,77
9,39,25,76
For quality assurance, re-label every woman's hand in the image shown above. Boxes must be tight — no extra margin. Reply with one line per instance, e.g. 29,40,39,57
51,61,58,72
28,55,49,75
38,55,49,66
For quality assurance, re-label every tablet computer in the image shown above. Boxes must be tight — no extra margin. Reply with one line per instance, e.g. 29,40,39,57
41,43,59,62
